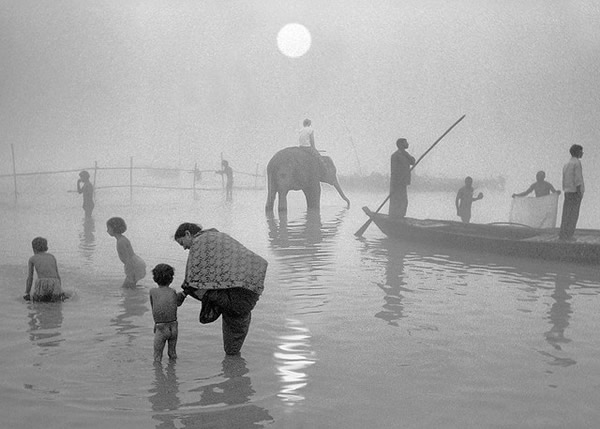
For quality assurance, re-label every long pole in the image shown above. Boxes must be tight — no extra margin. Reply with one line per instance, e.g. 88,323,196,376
193,162,198,200
354,114,466,237
11,144,17,204
130,156,133,204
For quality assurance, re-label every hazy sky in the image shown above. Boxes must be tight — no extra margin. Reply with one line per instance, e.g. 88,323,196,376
1,0,599,189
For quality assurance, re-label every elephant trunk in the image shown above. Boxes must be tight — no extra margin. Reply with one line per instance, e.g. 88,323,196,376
332,177,351,208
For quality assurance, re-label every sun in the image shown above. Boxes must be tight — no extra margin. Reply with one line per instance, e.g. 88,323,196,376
277,23,312,58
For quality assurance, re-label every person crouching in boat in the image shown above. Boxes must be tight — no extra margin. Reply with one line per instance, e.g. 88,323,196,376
456,176,483,223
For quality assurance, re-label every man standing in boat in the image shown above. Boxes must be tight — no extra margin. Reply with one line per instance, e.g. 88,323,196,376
559,144,584,241
389,138,416,218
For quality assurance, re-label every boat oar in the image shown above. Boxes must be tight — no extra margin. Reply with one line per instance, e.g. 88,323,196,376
354,114,466,237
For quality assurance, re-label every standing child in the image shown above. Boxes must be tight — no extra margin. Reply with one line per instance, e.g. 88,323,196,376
456,176,484,224
25,237,63,302
77,170,95,217
106,217,147,287
149,264,186,362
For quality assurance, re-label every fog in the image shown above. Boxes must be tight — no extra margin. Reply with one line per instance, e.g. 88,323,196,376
1,1,599,190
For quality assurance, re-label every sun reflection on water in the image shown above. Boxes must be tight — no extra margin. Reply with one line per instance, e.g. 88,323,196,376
274,319,316,403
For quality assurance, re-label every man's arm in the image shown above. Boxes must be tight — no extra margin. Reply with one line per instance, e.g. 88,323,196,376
513,184,534,198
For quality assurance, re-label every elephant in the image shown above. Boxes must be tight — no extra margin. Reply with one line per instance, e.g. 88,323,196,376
265,147,350,212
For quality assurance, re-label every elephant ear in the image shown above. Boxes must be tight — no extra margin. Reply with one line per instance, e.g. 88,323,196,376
320,156,336,183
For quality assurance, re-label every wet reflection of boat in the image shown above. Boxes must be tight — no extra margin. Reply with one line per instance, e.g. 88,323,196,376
362,207,600,264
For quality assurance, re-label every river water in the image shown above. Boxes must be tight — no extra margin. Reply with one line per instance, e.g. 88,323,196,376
1,184,600,428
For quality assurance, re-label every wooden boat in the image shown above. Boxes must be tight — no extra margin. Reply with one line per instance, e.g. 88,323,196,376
362,207,600,265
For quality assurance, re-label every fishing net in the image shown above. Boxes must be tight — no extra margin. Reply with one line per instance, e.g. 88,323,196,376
509,193,559,228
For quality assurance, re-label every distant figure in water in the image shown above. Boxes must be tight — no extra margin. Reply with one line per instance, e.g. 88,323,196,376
456,176,484,224
149,263,186,363
106,217,147,287
389,138,416,218
512,171,561,198
559,144,584,241
215,160,233,201
24,237,64,302
174,222,267,356
77,170,94,217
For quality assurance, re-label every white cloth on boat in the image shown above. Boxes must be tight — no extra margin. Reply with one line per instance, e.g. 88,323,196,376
509,193,559,228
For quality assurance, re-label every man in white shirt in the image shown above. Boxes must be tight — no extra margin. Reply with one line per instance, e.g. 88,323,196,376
299,118,315,149
559,144,584,241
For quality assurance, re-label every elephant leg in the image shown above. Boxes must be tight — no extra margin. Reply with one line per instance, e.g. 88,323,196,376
278,190,289,212
265,190,276,212
265,173,277,212
305,184,321,211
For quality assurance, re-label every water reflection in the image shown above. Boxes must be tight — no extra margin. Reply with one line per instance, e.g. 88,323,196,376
78,216,96,265
266,209,346,312
27,301,64,348
545,273,573,351
375,240,409,326
149,361,181,429
274,318,316,404
110,286,148,344
180,356,273,428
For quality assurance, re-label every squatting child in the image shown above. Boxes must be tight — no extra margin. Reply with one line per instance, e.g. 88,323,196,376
25,237,64,302
149,264,186,362
106,217,147,287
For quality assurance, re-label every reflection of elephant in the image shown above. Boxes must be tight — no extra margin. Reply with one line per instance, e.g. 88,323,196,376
265,147,350,212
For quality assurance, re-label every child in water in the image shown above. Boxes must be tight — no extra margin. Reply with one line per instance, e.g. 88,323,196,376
149,264,186,362
24,237,64,302
456,176,484,224
77,170,95,217
106,217,147,287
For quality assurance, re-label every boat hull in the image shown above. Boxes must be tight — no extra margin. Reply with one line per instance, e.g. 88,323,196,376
362,207,600,265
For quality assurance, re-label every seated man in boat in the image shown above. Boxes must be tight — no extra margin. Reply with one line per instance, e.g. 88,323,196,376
512,171,561,198
456,176,483,223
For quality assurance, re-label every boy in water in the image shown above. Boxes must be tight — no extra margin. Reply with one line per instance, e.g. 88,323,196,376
106,217,147,288
456,176,484,224
77,170,95,217
149,264,186,362
25,237,63,302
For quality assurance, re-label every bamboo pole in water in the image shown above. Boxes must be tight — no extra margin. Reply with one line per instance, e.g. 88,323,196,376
129,157,133,204
11,144,17,204
193,162,198,200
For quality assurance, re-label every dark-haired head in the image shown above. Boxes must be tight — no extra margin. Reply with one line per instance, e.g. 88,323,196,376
174,223,203,240
569,144,583,157
31,237,48,253
152,263,174,286
106,217,127,234
396,138,408,149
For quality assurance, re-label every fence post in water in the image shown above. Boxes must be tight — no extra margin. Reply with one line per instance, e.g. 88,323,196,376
129,156,133,204
192,162,198,200
11,144,17,204
93,161,98,188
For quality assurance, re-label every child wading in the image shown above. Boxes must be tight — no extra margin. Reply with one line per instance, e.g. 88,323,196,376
455,176,484,224
106,217,147,287
24,237,64,302
149,264,186,362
